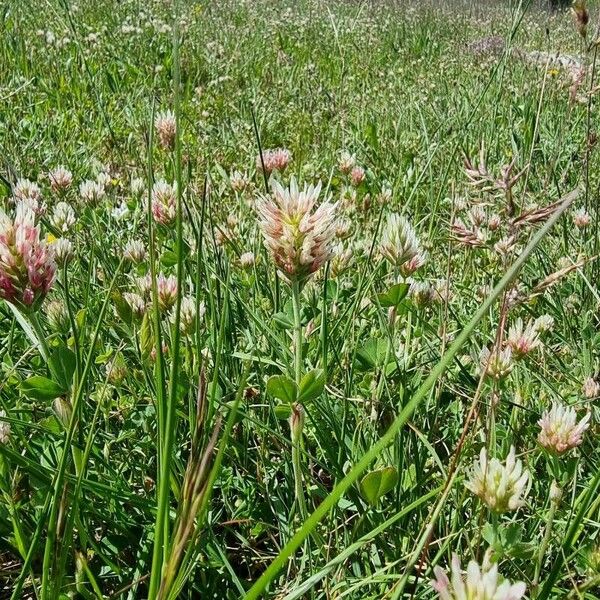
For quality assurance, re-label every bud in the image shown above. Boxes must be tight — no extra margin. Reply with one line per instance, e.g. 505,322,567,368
550,480,562,504
53,397,73,428
0,410,11,444
46,299,70,332
572,0,589,39
289,403,305,442
106,355,127,385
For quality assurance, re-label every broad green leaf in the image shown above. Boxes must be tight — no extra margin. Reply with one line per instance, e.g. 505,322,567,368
112,291,132,325
266,375,297,403
273,312,294,330
298,369,325,403
360,466,399,505
274,404,292,420
49,343,76,391
354,338,389,371
161,250,178,267
377,283,409,308
21,376,66,402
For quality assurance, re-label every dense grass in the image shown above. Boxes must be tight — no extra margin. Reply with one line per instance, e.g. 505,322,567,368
0,0,599,598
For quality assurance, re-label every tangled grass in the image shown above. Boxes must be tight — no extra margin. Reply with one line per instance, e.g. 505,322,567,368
0,0,599,598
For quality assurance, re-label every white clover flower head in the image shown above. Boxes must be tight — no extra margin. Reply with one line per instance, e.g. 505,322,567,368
156,273,178,312
538,402,590,455
123,292,146,318
96,172,112,190
240,251,255,268
151,180,177,225
256,176,339,283
131,177,146,196
506,318,541,359
79,180,105,204
14,178,42,202
123,240,146,264
338,151,356,174
170,296,201,335
582,376,600,399
533,314,554,333
53,238,74,266
48,167,73,192
155,110,177,150
135,274,153,297
257,148,292,175
230,170,250,193
465,446,530,513
46,299,70,332
111,201,129,221
51,201,76,232
0,201,56,308
380,213,425,276
469,205,486,227
431,552,527,600
479,346,513,380
572,207,591,229
350,165,366,187
409,280,436,306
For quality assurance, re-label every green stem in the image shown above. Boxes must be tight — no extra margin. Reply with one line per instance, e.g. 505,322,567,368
291,423,308,519
148,11,184,597
533,480,561,593
290,279,308,522
291,279,303,386
28,311,51,364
